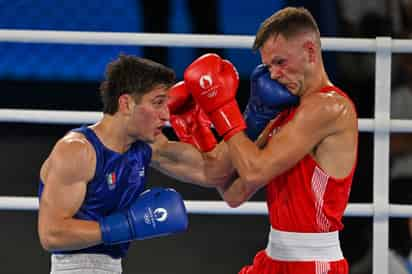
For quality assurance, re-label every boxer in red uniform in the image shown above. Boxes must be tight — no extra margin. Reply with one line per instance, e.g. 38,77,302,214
184,7,358,274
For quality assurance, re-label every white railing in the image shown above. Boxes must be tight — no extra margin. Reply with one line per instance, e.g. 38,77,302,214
373,37,392,274
1,109,412,132
1,30,412,274
2,196,412,218
0,29,410,52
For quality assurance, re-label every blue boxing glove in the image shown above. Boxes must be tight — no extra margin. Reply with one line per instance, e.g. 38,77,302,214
244,64,299,140
99,187,188,244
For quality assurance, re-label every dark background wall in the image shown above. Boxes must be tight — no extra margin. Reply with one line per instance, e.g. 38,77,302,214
0,0,401,273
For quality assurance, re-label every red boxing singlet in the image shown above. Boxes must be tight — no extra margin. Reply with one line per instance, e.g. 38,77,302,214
239,86,357,274
266,86,357,233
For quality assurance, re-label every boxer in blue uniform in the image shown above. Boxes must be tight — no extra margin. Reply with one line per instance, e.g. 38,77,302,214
38,55,227,273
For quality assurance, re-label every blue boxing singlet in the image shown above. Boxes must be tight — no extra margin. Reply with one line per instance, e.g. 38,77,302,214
38,126,152,258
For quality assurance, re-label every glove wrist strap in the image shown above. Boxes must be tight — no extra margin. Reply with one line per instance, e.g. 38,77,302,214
99,213,133,245
210,101,246,140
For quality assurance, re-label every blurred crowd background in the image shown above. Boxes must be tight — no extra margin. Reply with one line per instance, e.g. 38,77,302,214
0,0,412,273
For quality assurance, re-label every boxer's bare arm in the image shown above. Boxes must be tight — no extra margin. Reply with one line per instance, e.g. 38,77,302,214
221,92,357,207
38,133,102,251
150,134,232,187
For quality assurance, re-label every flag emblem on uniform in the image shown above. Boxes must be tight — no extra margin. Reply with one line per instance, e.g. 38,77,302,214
106,172,116,190
139,167,145,177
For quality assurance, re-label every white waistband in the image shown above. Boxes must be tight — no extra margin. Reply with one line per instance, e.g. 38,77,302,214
266,227,343,262
51,254,122,273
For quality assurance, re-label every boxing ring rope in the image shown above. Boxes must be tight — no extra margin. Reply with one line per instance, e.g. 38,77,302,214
0,109,412,132
0,30,412,274
1,195,412,218
0,29,412,53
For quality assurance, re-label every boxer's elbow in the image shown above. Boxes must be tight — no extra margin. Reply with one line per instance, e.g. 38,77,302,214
39,223,68,252
223,182,255,208
225,197,245,208
40,239,59,252
39,231,58,251
39,227,60,251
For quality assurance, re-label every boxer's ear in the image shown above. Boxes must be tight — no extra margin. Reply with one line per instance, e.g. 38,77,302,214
118,93,134,114
303,41,316,63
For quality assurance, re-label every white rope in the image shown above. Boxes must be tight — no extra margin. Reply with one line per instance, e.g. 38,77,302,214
0,196,38,211
0,109,102,124
1,109,412,132
1,196,411,217
1,29,412,52
0,30,254,49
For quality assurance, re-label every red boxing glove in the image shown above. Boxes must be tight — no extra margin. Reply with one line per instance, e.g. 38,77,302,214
184,53,246,141
168,81,217,152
